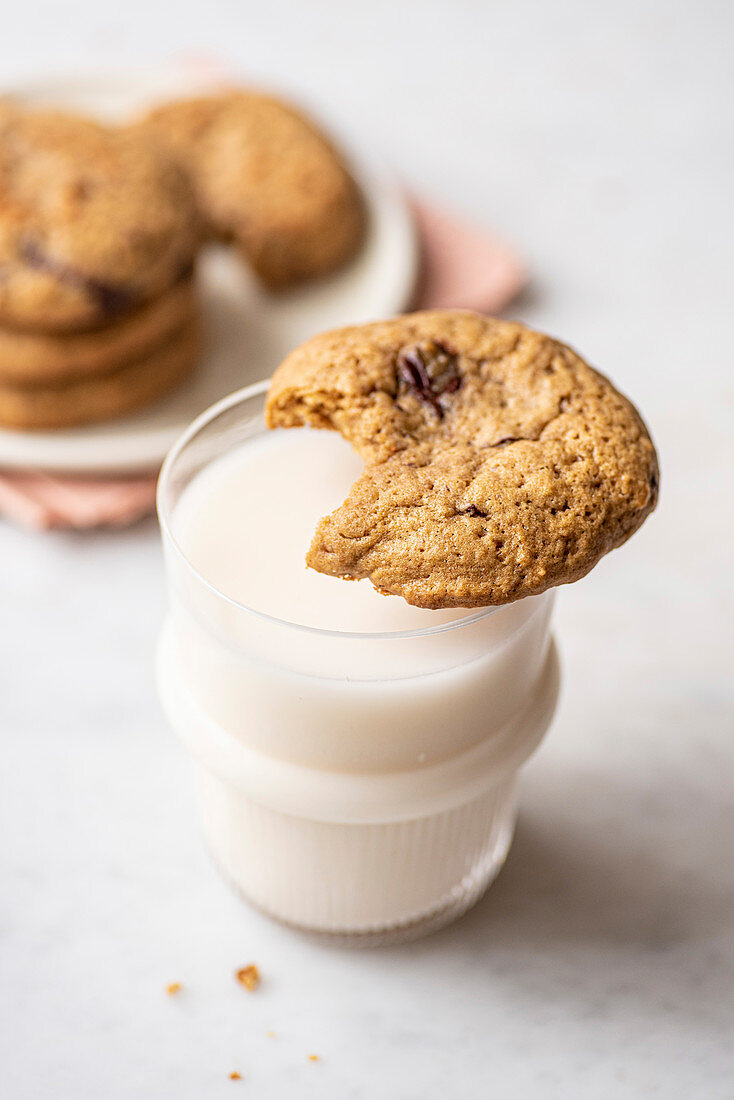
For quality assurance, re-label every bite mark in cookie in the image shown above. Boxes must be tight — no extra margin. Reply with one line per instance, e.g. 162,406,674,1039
266,311,659,609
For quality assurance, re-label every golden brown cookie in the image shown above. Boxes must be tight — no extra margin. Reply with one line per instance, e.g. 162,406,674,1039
0,104,199,333
137,91,365,289
0,316,200,430
266,311,659,609
0,274,196,384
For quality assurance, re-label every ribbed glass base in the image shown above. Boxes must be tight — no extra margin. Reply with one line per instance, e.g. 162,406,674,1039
198,768,518,944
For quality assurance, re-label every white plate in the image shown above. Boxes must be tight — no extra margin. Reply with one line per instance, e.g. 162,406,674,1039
0,69,418,473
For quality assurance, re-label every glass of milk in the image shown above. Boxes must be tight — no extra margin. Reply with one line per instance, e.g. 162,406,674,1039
157,382,559,943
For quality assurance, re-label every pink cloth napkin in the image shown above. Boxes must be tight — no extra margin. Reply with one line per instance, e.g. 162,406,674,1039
0,198,526,531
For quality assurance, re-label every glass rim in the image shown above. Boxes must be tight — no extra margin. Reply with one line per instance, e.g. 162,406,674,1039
157,380,503,642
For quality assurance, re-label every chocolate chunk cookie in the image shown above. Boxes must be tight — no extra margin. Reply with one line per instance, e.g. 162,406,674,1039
0,105,199,333
266,311,659,609
0,274,196,384
137,91,365,289
0,315,200,430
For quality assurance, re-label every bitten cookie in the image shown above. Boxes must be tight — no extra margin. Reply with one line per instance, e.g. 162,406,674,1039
0,105,199,333
137,91,365,289
266,311,659,609
0,274,196,384
0,316,200,430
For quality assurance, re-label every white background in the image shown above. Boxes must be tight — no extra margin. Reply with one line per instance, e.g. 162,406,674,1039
1,1,733,1097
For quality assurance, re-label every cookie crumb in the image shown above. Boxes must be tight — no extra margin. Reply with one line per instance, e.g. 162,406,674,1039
308,1054,320,1063
229,1071,242,1080
236,964,260,991
165,982,182,995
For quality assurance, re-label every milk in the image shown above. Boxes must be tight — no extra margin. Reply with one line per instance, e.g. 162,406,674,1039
173,428,471,633
157,383,559,939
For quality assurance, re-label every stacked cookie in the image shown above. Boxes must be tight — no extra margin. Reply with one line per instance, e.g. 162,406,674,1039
0,106,201,430
136,90,365,290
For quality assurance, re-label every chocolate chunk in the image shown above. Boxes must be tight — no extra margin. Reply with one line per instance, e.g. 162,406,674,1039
19,237,135,318
396,340,461,418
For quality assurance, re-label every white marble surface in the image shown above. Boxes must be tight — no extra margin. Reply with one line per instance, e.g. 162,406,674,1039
1,2,733,1096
